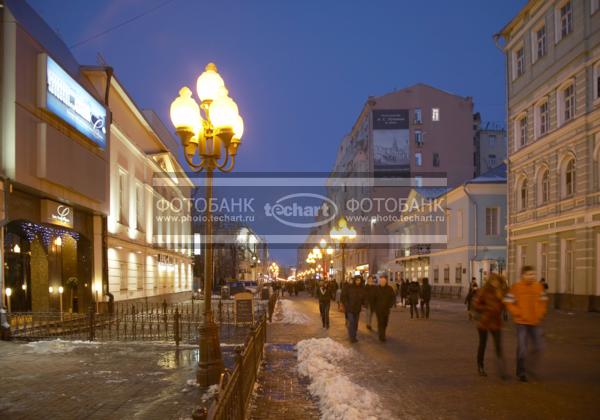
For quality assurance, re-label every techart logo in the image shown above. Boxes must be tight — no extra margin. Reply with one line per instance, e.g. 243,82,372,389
264,193,338,228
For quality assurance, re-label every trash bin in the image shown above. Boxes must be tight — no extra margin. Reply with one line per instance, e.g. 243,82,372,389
221,285,230,300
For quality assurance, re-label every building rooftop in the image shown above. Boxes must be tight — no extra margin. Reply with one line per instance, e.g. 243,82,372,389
414,187,451,199
466,163,507,184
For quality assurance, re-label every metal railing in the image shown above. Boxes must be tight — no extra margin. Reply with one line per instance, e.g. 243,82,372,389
8,296,273,344
204,314,268,420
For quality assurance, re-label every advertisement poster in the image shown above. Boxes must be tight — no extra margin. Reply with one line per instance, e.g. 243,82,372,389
372,109,410,172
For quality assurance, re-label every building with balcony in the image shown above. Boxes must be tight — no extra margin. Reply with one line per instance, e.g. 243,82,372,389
497,0,600,310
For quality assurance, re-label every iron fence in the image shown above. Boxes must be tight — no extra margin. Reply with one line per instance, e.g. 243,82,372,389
8,296,275,344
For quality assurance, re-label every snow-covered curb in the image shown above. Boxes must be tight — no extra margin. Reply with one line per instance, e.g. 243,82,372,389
23,339,100,354
296,338,391,420
272,299,310,325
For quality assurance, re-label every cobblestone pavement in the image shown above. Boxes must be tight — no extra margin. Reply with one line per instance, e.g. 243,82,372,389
0,340,241,420
249,343,320,420
251,295,600,419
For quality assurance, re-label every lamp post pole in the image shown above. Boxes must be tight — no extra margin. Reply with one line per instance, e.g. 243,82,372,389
170,63,244,387
341,242,346,285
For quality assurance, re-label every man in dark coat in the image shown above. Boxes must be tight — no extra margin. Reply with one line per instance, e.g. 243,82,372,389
364,275,377,330
341,275,365,343
400,279,408,306
316,280,332,328
374,274,396,341
408,279,421,319
420,277,432,319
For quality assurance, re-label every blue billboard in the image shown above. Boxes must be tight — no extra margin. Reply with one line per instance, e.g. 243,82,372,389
45,56,107,149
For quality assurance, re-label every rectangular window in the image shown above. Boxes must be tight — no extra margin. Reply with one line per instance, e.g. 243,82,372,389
432,108,440,121
488,135,496,148
433,268,439,283
455,264,462,284
564,84,575,122
559,1,573,40
539,101,548,136
136,183,144,232
486,207,499,236
456,209,463,240
118,170,128,224
518,116,528,147
515,47,525,77
443,266,450,284
433,152,440,167
488,154,497,168
415,152,422,166
414,108,422,124
415,130,423,147
536,26,546,59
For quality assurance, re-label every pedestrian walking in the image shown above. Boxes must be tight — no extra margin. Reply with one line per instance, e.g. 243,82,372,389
341,275,365,343
420,277,431,319
316,280,332,329
473,273,508,378
504,265,548,382
364,275,377,330
400,279,408,306
408,279,421,319
465,280,479,320
375,274,396,341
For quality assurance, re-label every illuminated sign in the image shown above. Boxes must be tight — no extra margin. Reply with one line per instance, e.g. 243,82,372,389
41,199,74,229
43,55,107,149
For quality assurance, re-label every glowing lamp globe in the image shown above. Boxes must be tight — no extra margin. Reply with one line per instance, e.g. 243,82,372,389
196,63,225,102
170,87,201,131
232,114,244,140
209,93,239,130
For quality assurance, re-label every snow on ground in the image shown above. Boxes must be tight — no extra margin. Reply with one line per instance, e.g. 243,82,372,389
296,338,392,420
23,339,100,354
272,299,310,325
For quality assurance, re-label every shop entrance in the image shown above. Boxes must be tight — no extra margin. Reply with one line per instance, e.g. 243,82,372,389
3,220,93,313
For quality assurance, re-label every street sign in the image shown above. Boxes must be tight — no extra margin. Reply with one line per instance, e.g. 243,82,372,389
234,292,254,325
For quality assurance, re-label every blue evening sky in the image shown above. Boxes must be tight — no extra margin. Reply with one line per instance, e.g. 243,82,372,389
29,0,525,266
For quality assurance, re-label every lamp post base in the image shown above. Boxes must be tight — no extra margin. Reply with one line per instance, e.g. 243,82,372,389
196,320,224,387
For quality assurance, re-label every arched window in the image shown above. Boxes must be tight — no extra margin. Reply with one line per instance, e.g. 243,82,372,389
537,168,550,205
562,157,575,197
517,176,528,211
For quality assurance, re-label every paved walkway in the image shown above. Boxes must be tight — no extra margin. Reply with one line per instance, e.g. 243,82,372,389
250,294,600,419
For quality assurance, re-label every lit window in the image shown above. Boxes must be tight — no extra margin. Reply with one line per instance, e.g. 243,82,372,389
432,108,440,121
415,152,422,166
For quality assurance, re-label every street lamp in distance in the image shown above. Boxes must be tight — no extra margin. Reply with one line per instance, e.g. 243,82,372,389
330,216,357,285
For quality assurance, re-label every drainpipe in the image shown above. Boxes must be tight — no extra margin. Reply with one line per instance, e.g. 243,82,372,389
464,184,478,286
493,32,510,284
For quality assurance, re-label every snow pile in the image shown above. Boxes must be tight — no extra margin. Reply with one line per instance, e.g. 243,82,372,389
297,338,390,420
23,339,99,354
201,384,219,402
272,299,310,325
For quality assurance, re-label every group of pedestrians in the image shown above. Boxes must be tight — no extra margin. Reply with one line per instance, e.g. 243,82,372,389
339,274,396,342
468,265,548,382
398,278,432,319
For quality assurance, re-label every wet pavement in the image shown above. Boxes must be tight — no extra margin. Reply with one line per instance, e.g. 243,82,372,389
0,340,241,420
250,295,600,419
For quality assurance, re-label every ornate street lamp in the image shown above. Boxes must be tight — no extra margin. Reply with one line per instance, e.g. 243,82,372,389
170,62,244,387
330,216,356,284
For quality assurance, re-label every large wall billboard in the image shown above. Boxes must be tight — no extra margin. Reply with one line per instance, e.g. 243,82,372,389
44,55,107,149
372,109,410,173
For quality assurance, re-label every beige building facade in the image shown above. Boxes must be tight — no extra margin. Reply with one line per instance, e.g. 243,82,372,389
498,0,600,310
